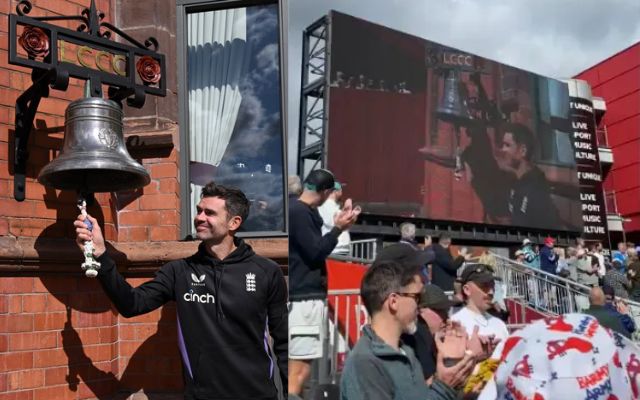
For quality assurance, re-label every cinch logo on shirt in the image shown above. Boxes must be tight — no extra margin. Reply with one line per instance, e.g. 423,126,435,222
183,289,215,304
190,273,206,287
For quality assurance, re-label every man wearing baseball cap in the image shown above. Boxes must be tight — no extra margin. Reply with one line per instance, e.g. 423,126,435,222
288,168,358,395
539,236,558,275
451,264,509,343
402,284,455,383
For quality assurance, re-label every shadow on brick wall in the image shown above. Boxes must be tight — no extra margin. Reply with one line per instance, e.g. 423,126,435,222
7,119,65,180
61,301,182,399
33,223,183,397
62,306,119,398
33,200,113,292
118,306,183,397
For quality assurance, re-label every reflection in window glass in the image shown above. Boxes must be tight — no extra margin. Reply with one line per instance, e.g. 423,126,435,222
555,130,576,166
536,78,574,167
186,4,284,234
538,127,575,167
538,127,555,162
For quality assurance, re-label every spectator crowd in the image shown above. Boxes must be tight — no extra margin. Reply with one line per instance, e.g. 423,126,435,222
288,169,640,400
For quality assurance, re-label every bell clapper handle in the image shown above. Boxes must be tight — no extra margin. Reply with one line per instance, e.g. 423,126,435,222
453,125,463,181
77,195,100,278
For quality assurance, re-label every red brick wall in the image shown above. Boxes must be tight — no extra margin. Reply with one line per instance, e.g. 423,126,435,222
0,0,184,398
1,276,182,399
0,0,287,398
0,0,181,243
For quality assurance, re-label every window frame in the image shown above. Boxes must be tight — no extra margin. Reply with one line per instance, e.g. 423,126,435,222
176,0,289,239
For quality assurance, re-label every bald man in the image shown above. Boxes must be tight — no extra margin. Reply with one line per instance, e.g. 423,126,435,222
584,287,630,337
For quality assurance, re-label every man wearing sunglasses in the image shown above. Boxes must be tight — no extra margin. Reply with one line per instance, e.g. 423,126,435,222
341,259,475,400
451,264,509,344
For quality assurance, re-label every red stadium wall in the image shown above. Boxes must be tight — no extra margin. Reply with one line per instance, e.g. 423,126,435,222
575,43,640,239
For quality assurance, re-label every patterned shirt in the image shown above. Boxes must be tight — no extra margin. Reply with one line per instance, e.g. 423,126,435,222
603,269,630,299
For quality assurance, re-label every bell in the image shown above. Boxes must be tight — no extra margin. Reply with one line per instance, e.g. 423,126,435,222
38,97,150,192
436,69,472,124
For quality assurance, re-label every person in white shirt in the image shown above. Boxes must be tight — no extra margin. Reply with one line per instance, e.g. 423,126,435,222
317,182,351,255
590,242,606,279
451,264,509,344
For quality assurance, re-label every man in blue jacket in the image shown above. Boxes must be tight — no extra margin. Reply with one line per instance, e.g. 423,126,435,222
539,236,558,275
603,285,636,338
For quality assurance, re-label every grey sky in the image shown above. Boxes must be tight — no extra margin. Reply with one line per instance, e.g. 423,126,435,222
285,0,640,174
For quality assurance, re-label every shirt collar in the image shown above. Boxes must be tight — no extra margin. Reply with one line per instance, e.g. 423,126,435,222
464,306,491,326
362,325,412,358
399,239,418,249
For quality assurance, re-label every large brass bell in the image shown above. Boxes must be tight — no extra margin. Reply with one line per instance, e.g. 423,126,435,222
436,69,472,125
38,97,150,192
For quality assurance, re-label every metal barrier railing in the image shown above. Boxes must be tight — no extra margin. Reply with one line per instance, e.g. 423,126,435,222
324,289,367,383
491,252,640,341
348,238,378,260
491,253,592,315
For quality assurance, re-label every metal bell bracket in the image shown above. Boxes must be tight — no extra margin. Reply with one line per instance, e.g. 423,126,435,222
9,0,166,201
14,67,69,201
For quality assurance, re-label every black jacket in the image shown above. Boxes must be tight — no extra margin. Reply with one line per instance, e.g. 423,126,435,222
96,238,287,399
289,199,340,300
429,244,464,292
508,167,558,230
461,126,515,220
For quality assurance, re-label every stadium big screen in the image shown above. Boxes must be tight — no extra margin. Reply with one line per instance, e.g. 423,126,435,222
326,11,582,232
